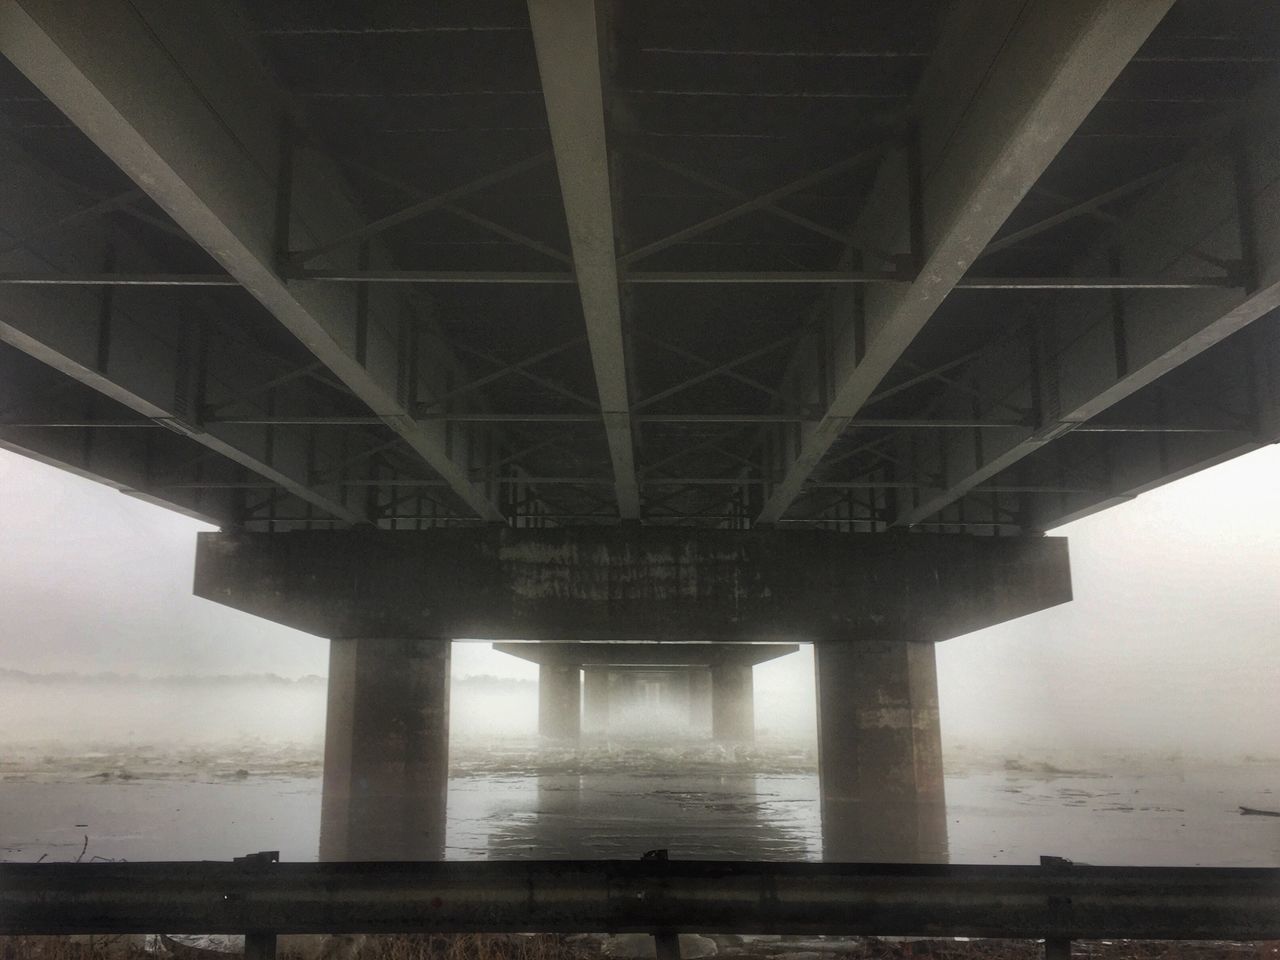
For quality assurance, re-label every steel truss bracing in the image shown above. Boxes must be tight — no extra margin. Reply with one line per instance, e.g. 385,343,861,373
0,0,1274,532
0,271,1242,288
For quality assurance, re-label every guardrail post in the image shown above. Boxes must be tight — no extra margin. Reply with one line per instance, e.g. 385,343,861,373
653,933,681,960
245,933,277,960
642,849,681,960
235,851,280,960
1041,854,1074,960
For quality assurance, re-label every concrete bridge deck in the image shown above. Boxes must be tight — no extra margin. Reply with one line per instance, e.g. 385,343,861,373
0,0,1274,535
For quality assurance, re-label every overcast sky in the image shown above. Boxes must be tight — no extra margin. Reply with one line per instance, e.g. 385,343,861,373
0,443,1276,756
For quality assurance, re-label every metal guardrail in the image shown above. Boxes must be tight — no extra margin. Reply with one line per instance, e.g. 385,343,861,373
1,854,1277,957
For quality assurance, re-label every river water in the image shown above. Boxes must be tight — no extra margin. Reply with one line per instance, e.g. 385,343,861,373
2,746,1277,866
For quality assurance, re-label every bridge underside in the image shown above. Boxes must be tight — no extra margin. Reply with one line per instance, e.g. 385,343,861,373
0,0,1275,869
0,0,1275,536
197,527,1068,862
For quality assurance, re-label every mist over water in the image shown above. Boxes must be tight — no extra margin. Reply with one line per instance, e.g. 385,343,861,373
2,652,1277,869
5,443,1278,760
0,671,328,747
0,659,820,750
0,445,1278,867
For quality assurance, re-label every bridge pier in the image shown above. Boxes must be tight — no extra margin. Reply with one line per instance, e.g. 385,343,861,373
815,640,947,862
196,528,1069,863
538,663,582,741
583,666,610,734
496,643,796,743
319,638,450,862
688,667,713,734
710,662,755,743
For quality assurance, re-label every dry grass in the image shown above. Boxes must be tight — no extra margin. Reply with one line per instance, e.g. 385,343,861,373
821,940,1278,960
360,935,588,960
0,936,149,960
0,936,587,960
0,936,1274,960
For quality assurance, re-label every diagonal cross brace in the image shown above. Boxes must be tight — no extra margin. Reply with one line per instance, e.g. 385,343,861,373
633,329,806,412
619,144,887,267
288,151,553,266
417,336,589,411
629,148,896,264
754,0,1176,524
636,330,782,402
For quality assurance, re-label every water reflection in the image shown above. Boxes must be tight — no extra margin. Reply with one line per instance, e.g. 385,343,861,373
4,750,1276,866
821,796,949,863
453,772,820,861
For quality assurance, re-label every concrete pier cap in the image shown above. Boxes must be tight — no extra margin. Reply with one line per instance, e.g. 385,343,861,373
193,528,1071,643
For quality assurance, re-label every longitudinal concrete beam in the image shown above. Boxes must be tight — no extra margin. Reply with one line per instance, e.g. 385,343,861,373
527,0,640,519
0,428,224,528
756,0,1174,523
897,75,1280,526
194,527,1071,643
0,344,231,526
0,141,363,523
0,0,503,521
1029,320,1280,531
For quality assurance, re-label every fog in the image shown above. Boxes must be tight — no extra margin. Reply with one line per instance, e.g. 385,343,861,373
0,444,1277,760
0,666,818,749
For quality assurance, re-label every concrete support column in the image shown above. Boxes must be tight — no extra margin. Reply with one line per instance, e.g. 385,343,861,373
582,666,610,734
539,663,582,740
710,661,754,742
609,670,640,722
666,669,692,717
814,641,947,863
319,638,450,862
689,667,713,735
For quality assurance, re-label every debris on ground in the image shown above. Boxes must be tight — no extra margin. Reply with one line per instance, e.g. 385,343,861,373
1238,806,1280,817
2,934,1277,960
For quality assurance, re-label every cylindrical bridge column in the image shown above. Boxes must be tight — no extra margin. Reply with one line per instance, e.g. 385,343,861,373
710,661,754,742
815,640,947,863
319,637,450,861
688,666,713,735
582,666,610,734
539,663,582,741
